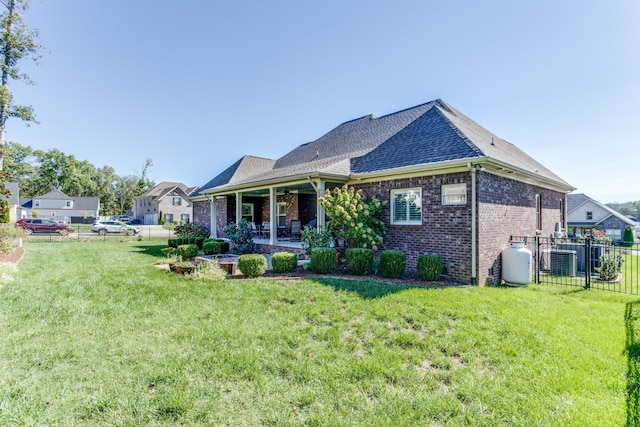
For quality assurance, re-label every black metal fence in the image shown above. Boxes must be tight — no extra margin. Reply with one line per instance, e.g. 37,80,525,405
22,225,175,243
510,236,640,294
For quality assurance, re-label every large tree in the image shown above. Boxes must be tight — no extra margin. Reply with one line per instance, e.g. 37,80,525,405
0,0,41,172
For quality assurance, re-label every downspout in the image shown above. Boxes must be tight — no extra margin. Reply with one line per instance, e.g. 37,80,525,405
469,163,478,285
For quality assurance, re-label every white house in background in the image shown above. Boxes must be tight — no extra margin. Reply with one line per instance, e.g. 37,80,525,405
1,182,20,223
567,193,640,242
133,182,198,225
19,189,100,224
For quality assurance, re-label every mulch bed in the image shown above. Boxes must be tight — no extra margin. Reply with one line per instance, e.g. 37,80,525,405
0,247,25,264
238,264,467,288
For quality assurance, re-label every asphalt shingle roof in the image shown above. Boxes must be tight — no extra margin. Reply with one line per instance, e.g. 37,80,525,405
199,99,572,193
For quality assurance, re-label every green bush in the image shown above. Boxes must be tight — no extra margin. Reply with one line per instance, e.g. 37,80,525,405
380,250,406,278
417,254,443,281
624,226,635,248
238,254,267,278
0,200,9,223
177,244,199,260
188,260,228,281
345,248,374,275
202,240,224,255
271,252,298,273
310,248,337,274
300,226,332,254
223,219,254,254
596,251,623,281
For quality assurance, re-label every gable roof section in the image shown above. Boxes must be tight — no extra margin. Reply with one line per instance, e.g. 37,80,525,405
567,193,638,227
22,188,99,210
1,182,19,204
140,182,200,200
199,99,572,194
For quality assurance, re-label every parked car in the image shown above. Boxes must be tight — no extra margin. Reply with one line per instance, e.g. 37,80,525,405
16,218,75,235
91,220,140,236
111,215,132,224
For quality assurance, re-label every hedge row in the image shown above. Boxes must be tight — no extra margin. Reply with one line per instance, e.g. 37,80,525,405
168,237,229,253
307,248,443,281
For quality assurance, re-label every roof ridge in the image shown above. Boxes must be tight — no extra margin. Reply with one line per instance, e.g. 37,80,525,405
432,106,484,157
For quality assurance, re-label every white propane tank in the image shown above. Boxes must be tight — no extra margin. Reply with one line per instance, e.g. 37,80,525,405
502,241,532,285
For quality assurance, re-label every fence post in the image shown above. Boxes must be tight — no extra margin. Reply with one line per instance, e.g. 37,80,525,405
534,235,540,284
585,238,591,289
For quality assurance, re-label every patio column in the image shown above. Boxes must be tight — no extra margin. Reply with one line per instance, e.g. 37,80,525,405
316,180,325,229
210,196,217,238
269,186,276,245
235,192,242,225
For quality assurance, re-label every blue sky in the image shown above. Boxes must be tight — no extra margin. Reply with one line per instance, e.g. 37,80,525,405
8,0,640,203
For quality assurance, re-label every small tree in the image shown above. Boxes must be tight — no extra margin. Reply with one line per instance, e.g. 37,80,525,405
158,210,165,225
319,184,386,249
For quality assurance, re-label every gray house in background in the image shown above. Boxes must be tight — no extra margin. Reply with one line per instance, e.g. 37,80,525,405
19,189,100,224
133,182,199,225
567,193,640,242
192,99,574,285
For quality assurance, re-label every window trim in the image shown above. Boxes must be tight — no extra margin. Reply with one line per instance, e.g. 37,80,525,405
390,188,422,225
441,183,467,206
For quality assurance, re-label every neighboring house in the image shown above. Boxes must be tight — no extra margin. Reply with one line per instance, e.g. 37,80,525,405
133,182,198,225
19,189,100,223
567,193,640,242
191,99,574,285
1,182,20,223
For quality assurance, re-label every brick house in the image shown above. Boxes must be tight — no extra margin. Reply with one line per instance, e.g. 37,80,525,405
134,182,198,225
191,99,574,285
567,193,639,242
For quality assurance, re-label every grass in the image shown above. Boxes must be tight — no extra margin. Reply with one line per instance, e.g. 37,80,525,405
0,239,638,426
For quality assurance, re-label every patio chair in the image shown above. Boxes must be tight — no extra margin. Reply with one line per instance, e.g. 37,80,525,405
290,220,302,241
261,222,270,238
249,222,258,236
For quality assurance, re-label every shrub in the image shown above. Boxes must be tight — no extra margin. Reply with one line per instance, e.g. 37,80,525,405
345,248,374,275
238,254,267,278
0,237,13,253
177,244,198,260
223,219,254,254
174,223,209,238
203,240,224,255
380,250,406,278
300,226,332,254
310,248,337,274
596,251,623,281
624,226,635,247
167,238,178,248
271,252,298,273
417,254,443,281
158,211,165,225
188,260,228,281
0,200,9,223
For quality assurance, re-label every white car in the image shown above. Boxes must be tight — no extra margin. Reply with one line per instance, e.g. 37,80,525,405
91,220,140,236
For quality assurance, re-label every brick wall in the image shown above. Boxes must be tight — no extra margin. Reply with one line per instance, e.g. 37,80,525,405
354,172,473,283
477,172,565,285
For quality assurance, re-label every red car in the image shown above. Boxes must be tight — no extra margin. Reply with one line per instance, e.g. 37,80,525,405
16,218,75,235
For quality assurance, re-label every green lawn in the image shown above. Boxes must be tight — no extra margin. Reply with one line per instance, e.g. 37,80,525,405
1,239,638,426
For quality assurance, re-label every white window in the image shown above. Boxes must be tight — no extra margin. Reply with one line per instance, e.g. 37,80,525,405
277,202,287,228
441,183,467,205
586,211,593,220
165,213,174,223
605,229,621,240
65,200,72,208
34,200,40,207
181,214,190,224
391,188,422,225
172,197,182,206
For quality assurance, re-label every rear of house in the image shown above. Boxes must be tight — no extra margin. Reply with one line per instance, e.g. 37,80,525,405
192,99,573,285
